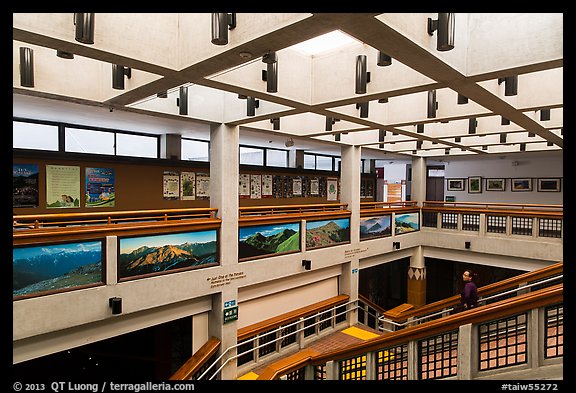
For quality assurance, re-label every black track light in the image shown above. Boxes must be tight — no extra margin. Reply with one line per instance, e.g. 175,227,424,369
427,13,455,51
74,13,95,44
211,13,236,45
498,75,518,96
19,47,34,88
112,64,131,90
355,55,369,94
377,51,392,66
178,86,188,115
427,90,437,118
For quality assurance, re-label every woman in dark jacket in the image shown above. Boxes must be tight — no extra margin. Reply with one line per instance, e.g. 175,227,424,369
460,269,478,310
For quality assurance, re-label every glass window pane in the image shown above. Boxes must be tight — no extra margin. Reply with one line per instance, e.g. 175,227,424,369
266,149,287,167
13,121,59,151
304,154,315,169
117,133,158,158
182,139,209,161
65,127,115,155
240,146,263,165
316,155,333,170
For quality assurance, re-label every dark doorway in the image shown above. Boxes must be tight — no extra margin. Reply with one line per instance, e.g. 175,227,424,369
425,258,525,303
359,257,409,310
12,316,192,380
426,165,445,201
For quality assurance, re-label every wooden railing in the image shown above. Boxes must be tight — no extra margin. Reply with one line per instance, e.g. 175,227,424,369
239,203,350,226
422,201,563,218
169,337,221,381
257,284,563,380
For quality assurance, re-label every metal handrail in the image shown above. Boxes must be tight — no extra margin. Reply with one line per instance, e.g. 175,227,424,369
198,299,358,380
377,274,563,330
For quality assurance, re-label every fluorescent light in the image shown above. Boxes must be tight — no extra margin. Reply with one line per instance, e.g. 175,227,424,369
290,30,359,55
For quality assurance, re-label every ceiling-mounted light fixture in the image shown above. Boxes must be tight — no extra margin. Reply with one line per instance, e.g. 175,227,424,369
378,97,388,103
417,124,424,133
357,102,369,118
261,51,278,93
427,13,455,51
355,54,370,94
211,13,236,45
540,108,550,121
427,90,437,118
285,137,294,147
270,118,280,130
19,47,34,88
377,51,392,66
177,86,188,115
457,93,468,104
469,118,477,134
334,133,341,142
112,64,131,90
498,75,518,96
56,50,74,59
74,13,95,44
501,116,510,125
247,96,259,116
379,129,386,142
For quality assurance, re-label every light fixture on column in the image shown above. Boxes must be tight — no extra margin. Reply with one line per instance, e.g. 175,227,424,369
427,90,437,118
302,259,311,270
112,64,131,90
540,108,550,121
270,118,280,130
19,47,34,88
357,102,369,118
211,13,236,45
465,241,471,249
427,13,455,51
457,93,468,104
377,51,392,66
56,50,74,59
355,54,370,94
498,75,518,96
468,118,477,134
74,13,95,44
177,86,188,115
261,51,278,93
247,96,259,116
109,297,122,315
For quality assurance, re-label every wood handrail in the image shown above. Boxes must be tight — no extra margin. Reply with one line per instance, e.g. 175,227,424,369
357,293,387,316
237,295,349,341
385,262,563,323
257,284,563,379
422,201,563,210
169,336,221,380
239,203,348,217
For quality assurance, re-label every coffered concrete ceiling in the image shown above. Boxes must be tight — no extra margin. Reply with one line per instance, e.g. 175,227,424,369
13,13,563,160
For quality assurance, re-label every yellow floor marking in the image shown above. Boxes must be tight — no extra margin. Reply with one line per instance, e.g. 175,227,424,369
341,326,380,340
237,371,259,380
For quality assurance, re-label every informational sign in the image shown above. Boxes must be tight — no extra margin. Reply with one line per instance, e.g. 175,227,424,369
223,305,238,324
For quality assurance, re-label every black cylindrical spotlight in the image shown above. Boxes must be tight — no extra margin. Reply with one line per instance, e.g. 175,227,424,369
457,93,468,104
211,13,229,45
377,51,392,66
19,47,34,88
247,97,257,116
501,116,510,125
504,76,518,96
334,133,341,141
262,51,277,64
359,102,369,118
271,118,280,130
379,129,385,142
355,55,368,94
179,86,188,115
325,116,333,131
74,13,95,44
112,64,127,90
266,61,278,93
427,90,437,118
437,13,455,51
540,108,550,121
417,124,424,133
57,50,74,59
469,118,477,134
109,297,122,315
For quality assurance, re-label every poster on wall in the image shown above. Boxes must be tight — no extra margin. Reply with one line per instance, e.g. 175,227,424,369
163,171,180,200
46,165,80,208
13,163,39,208
180,171,196,200
310,177,319,196
239,174,250,199
262,174,273,198
196,172,210,199
292,177,302,196
250,174,262,199
85,167,115,208
327,178,338,201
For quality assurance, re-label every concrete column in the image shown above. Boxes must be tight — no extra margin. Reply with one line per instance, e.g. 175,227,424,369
407,246,426,307
411,156,426,206
457,323,474,380
209,123,239,380
161,133,182,160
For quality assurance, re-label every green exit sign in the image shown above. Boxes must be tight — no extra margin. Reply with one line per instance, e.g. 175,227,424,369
223,306,238,324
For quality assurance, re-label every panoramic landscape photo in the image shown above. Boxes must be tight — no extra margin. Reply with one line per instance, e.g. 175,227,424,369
239,222,300,260
306,218,350,249
394,212,420,234
118,230,218,279
360,215,392,240
13,240,103,299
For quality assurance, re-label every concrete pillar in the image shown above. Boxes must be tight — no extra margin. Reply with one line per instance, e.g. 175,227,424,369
209,123,239,380
411,156,426,206
407,246,426,307
161,133,182,160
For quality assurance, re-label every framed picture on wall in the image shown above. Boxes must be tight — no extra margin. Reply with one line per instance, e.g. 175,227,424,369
511,178,533,192
486,178,506,191
447,178,465,191
537,178,561,192
467,176,482,193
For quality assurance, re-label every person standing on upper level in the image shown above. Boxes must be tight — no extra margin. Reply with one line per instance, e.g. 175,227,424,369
459,269,479,311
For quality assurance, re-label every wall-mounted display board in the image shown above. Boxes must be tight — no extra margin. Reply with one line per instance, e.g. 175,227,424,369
239,222,301,261
13,240,104,300
306,218,350,250
360,215,392,241
46,165,81,208
86,167,115,207
394,212,420,235
118,229,219,281
13,163,39,208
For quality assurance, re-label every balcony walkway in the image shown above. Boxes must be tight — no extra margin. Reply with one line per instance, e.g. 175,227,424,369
237,324,384,380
